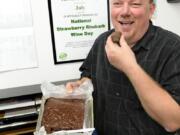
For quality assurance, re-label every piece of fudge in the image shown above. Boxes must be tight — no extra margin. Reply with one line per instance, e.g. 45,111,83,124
111,31,121,46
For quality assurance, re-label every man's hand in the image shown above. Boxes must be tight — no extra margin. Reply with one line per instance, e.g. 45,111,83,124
105,34,137,74
66,77,90,93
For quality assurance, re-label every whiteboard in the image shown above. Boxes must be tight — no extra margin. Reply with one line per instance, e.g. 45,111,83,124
0,0,82,90
0,0,38,73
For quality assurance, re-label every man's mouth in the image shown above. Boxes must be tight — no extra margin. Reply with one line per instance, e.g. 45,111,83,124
119,21,134,25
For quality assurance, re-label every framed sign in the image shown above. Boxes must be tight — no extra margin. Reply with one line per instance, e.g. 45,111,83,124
48,0,110,64
167,0,180,3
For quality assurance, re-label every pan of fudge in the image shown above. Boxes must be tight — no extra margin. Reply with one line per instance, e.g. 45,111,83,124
34,80,94,135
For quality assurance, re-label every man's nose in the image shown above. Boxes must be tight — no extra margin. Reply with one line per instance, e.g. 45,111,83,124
121,3,131,17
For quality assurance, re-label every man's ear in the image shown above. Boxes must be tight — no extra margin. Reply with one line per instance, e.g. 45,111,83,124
149,3,156,19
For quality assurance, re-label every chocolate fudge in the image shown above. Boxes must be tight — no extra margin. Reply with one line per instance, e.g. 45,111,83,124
42,97,85,133
111,31,121,46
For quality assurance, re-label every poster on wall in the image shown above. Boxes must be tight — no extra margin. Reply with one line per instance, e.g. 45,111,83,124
48,0,110,64
0,0,38,72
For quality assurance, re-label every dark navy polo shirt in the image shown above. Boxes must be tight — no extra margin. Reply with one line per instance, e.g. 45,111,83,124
80,22,180,135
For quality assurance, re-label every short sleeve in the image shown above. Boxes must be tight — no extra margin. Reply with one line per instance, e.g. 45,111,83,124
79,39,96,79
79,48,93,79
160,44,180,104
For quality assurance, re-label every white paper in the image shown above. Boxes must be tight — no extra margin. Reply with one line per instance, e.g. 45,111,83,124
0,0,38,72
49,0,109,63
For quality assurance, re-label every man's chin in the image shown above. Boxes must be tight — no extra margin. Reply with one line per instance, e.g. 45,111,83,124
124,36,134,46
124,35,130,41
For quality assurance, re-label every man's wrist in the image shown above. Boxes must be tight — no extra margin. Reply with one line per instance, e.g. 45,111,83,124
125,63,141,78
80,77,90,83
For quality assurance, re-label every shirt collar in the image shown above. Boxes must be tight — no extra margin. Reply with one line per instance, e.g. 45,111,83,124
132,21,156,52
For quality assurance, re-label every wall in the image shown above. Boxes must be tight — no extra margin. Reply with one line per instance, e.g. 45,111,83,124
154,0,180,35
0,0,180,98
